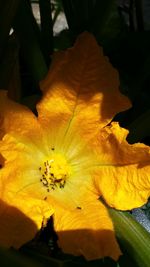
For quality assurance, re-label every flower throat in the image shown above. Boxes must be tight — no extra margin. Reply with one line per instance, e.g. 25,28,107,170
39,153,71,192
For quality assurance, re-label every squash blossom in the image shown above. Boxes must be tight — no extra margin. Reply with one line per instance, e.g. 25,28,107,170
0,32,150,261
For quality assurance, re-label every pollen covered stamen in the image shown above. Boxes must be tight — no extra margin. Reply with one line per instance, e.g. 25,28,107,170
39,153,71,192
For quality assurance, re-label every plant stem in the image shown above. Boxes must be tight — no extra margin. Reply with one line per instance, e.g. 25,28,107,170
135,0,144,31
39,0,53,64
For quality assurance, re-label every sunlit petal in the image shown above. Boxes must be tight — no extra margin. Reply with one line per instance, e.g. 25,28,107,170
93,122,150,209
37,32,131,142
53,200,121,260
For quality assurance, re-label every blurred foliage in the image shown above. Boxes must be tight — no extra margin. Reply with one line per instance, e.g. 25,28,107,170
142,200,150,220
0,0,150,266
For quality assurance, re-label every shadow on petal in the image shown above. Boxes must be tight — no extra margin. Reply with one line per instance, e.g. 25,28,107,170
0,199,37,249
56,229,121,261
0,153,5,168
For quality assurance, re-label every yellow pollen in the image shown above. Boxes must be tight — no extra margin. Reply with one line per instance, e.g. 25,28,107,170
39,153,71,192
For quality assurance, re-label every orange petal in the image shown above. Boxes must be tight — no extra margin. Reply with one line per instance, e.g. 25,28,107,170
93,122,150,210
37,32,130,141
0,90,47,150
0,159,53,248
0,135,53,249
53,200,121,261
0,133,48,200
0,156,53,247
0,197,53,249
0,199,37,248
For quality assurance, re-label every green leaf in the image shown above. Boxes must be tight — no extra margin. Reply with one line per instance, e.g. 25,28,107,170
91,0,119,39
61,0,120,42
39,0,53,63
21,245,117,267
109,209,150,267
13,0,48,85
0,33,21,101
127,109,150,143
0,0,20,58
0,248,42,267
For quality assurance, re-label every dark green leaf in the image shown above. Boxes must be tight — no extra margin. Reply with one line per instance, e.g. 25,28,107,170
13,0,48,85
109,209,150,267
0,0,20,58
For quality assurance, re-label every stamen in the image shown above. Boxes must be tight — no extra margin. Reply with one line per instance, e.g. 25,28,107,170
39,154,71,193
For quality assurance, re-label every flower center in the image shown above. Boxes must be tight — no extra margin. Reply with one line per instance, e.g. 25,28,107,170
39,153,71,192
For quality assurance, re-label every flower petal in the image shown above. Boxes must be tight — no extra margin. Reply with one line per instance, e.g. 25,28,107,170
93,122,150,210
0,151,53,247
0,199,37,248
37,32,130,141
0,134,54,249
0,90,47,150
53,200,121,261
0,167,53,247
0,197,53,248
0,134,48,199
0,162,53,247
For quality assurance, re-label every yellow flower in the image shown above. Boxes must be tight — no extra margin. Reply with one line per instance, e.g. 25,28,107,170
0,32,150,261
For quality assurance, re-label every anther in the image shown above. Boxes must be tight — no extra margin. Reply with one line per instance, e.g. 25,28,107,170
43,178,48,186
39,153,69,192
